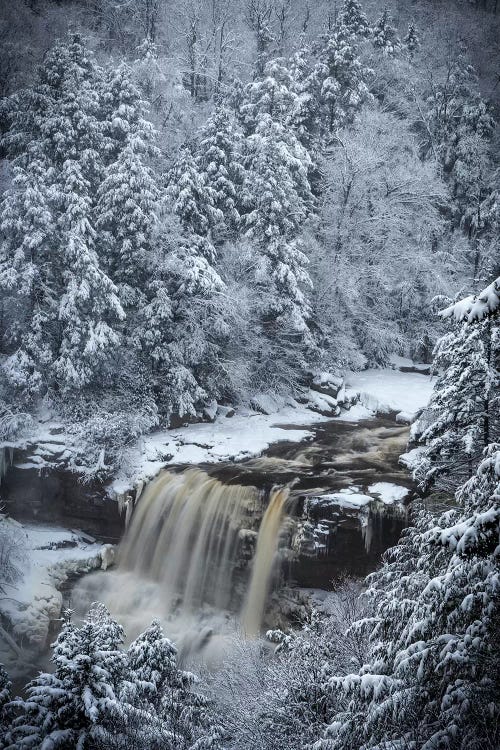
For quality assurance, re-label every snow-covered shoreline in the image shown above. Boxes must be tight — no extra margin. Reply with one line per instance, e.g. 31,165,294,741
111,360,434,494
0,519,113,679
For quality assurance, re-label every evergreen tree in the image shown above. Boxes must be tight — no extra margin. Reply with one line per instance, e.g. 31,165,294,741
0,161,55,401
122,620,222,749
320,452,500,750
0,663,11,746
96,63,160,309
413,314,499,492
319,285,500,750
5,604,127,749
52,156,124,391
239,58,297,134
372,9,400,56
404,21,420,57
338,0,370,37
195,105,244,237
242,114,315,389
290,27,370,147
168,146,222,257
139,219,226,421
0,36,123,398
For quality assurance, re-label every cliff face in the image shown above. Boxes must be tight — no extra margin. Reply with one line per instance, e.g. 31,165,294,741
1,449,122,542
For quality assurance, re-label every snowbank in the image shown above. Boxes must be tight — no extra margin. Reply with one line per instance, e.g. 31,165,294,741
345,365,433,422
112,403,333,494
367,482,409,504
5,367,433,497
0,519,112,678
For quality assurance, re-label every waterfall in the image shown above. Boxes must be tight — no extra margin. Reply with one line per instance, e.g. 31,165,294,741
241,487,289,636
119,468,260,613
73,468,289,653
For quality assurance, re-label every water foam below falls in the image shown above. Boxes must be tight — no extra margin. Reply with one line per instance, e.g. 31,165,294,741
72,469,289,660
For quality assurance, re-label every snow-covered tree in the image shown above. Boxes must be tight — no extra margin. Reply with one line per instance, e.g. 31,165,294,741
290,27,371,148
52,157,124,392
5,604,127,749
413,278,500,491
169,146,222,254
371,9,400,57
319,451,500,750
209,581,368,750
0,663,11,747
338,0,370,38
0,36,124,398
240,58,297,133
138,213,226,421
121,619,222,749
242,114,315,389
0,519,27,597
246,0,275,77
0,161,55,401
195,105,244,237
413,318,499,491
97,63,160,309
404,21,420,57
312,106,447,368
318,285,500,750
419,52,495,279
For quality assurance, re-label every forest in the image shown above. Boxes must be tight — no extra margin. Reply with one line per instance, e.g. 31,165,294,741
0,0,499,748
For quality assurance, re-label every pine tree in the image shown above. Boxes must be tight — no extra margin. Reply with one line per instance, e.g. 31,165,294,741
320,452,500,750
242,114,315,389
5,605,127,749
290,27,370,147
319,285,500,750
404,21,420,57
138,218,226,421
0,161,55,401
195,105,244,237
168,146,222,256
0,663,11,746
338,0,370,37
372,9,400,56
52,156,124,391
412,315,499,492
0,36,123,398
123,620,222,749
239,58,297,134
96,63,160,309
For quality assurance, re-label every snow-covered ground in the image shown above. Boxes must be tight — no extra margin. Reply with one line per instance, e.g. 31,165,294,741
112,403,332,494
0,518,113,679
112,361,433,493
3,362,433,498
345,358,434,424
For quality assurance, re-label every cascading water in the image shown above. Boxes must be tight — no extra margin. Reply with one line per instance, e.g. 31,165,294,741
72,468,289,658
119,469,260,612
241,487,289,636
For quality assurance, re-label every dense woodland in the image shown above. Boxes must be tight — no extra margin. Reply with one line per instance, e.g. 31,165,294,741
0,0,499,748
0,0,499,476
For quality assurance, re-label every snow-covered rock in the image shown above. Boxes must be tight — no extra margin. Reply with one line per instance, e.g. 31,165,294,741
346,367,433,419
367,482,410,504
0,521,115,676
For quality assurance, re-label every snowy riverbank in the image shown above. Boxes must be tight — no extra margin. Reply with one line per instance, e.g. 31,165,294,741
0,519,113,680
111,359,434,494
